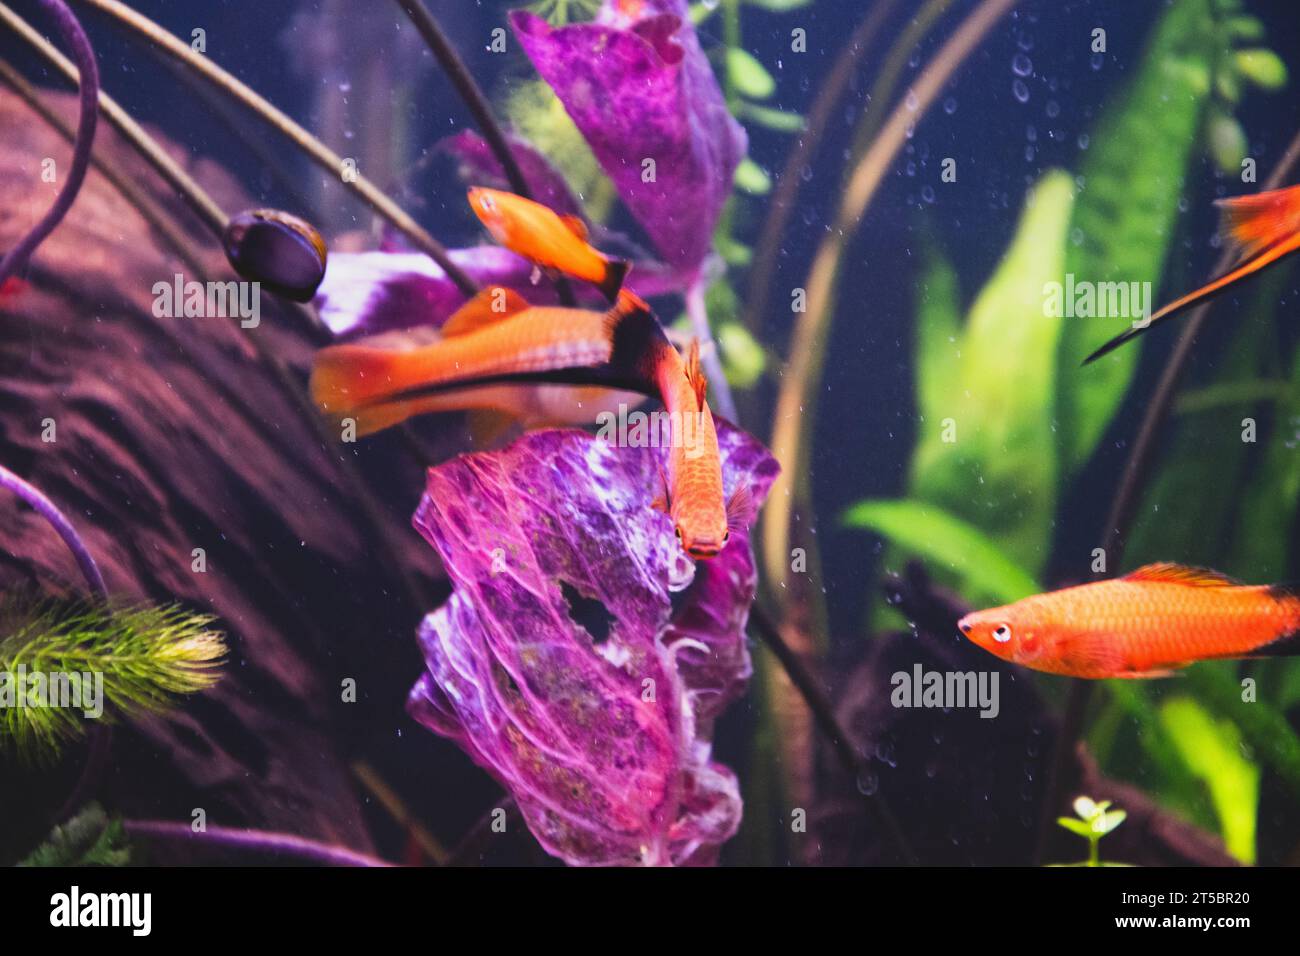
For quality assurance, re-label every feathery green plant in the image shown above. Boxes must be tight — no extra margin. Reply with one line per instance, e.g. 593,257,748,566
0,595,225,760
19,803,131,867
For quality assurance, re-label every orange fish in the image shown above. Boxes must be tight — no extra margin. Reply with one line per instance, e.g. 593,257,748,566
310,287,656,436
467,187,629,301
1084,184,1300,363
650,340,749,559
958,563,1300,678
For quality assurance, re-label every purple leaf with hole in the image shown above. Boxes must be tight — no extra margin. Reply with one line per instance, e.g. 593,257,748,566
406,421,777,865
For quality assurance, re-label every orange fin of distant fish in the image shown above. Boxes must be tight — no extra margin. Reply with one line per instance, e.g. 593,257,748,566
1216,186,1300,260
684,339,707,410
725,485,753,532
1123,563,1242,587
1113,667,1183,679
560,215,588,241
441,286,530,337
1082,185,1300,366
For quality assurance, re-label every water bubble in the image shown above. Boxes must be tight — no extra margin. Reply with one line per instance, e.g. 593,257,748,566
943,96,958,115
1045,99,1060,119
1090,53,1105,71
921,184,936,204
1077,133,1090,150
1012,78,1030,104
1026,124,1038,143
338,81,352,93
1012,53,1033,77
905,90,919,112
799,164,813,182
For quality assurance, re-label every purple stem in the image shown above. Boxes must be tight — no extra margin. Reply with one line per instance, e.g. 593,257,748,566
0,462,107,598
123,820,395,867
0,0,99,286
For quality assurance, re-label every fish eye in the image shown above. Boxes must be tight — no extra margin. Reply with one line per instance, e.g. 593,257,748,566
674,526,683,541
722,530,730,544
992,624,1012,643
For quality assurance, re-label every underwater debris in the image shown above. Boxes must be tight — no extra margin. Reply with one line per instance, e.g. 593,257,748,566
406,421,777,865
511,0,746,275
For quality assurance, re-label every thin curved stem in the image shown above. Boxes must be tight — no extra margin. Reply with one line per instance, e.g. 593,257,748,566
1034,127,1300,864
123,819,394,867
0,0,97,286
741,0,900,336
761,0,1021,593
748,603,916,864
395,0,575,306
0,58,208,276
66,0,477,295
0,1,226,233
0,463,106,598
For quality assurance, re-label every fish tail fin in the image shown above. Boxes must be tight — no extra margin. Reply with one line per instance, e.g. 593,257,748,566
1216,185,1300,259
597,258,630,303
1083,187,1300,366
606,289,672,388
310,344,414,435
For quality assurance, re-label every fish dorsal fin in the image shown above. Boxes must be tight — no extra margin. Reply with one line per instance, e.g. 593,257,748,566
442,286,530,337
1215,186,1300,260
1123,563,1241,588
684,339,707,410
560,214,588,241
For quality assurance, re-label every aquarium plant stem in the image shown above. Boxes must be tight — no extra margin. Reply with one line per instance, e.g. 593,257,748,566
394,0,576,307
749,603,917,865
66,0,477,296
761,0,1020,595
123,819,394,867
0,463,107,598
0,0,97,288
686,277,737,422
741,0,900,336
0,58,209,277
1034,126,1300,865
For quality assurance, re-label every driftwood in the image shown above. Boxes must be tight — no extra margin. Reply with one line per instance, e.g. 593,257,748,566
0,88,474,863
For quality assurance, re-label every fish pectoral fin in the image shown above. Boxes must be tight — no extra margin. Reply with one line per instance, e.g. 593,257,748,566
560,214,589,241
1111,667,1184,680
441,286,530,337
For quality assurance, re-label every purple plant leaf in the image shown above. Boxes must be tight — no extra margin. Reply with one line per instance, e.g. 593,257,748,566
316,248,686,339
407,420,777,865
510,1,746,275
440,130,586,219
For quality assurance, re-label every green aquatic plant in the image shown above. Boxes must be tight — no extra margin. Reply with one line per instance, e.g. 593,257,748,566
1054,796,1127,867
1159,697,1259,864
19,803,131,867
0,597,225,761
1056,0,1287,475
